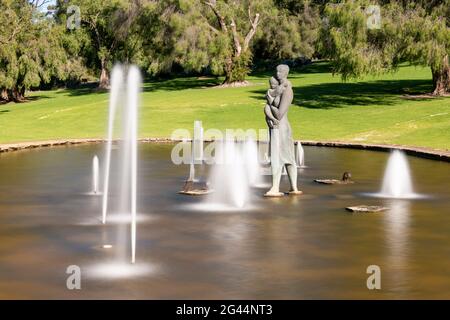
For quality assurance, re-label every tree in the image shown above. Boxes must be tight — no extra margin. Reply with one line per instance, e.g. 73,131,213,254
143,0,316,84
255,0,320,61
399,2,450,95
56,0,145,89
199,0,263,83
318,0,450,95
0,0,73,102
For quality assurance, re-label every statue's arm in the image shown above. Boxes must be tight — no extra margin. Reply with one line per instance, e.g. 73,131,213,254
264,104,277,121
274,84,293,120
270,105,280,118
266,91,275,105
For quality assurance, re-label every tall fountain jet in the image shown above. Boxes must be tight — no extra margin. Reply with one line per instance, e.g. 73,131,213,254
92,155,99,194
380,150,414,198
101,64,141,264
188,159,195,182
102,65,124,224
128,67,139,264
295,141,305,168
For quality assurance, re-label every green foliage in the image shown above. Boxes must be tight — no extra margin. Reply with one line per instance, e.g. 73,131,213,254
318,0,450,94
2,0,449,100
0,0,78,101
255,0,319,60
56,0,145,88
144,0,318,83
227,52,252,83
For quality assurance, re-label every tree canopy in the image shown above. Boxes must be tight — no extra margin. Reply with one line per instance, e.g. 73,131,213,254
1,0,449,102
318,0,450,95
0,0,79,101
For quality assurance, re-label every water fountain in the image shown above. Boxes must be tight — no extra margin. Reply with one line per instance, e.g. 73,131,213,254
189,121,203,183
193,120,203,163
204,139,250,210
295,141,305,168
244,138,269,188
100,64,140,264
379,150,416,199
102,65,123,224
92,155,99,194
128,66,139,264
188,159,195,182
179,125,210,195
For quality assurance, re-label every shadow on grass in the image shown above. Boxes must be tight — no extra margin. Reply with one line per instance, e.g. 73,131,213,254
0,95,52,105
54,78,223,96
55,83,108,97
143,77,222,92
250,79,433,109
26,95,53,102
251,61,332,79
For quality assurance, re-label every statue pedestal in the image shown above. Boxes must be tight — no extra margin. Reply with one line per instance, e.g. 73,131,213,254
263,190,303,197
179,180,212,196
264,191,285,197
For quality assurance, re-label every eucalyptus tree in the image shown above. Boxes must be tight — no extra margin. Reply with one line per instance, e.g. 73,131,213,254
56,0,145,88
143,0,318,84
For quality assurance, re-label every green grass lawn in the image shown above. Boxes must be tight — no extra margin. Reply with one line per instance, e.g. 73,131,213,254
0,62,449,150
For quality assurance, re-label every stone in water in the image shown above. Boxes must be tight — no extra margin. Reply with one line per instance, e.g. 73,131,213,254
345,205,388,213
315,172,354,185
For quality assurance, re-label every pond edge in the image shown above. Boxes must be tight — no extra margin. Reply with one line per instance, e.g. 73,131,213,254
0,138,449,163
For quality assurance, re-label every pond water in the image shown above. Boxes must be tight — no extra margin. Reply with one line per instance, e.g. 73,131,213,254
0,143,449,299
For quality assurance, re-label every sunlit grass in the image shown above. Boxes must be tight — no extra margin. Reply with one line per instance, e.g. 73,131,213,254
0,62,449,150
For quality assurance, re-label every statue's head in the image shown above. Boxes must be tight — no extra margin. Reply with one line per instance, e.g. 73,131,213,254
269,76,279,89
276,64,289,81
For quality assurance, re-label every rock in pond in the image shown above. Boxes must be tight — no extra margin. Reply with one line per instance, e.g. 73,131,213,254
345,205,388,213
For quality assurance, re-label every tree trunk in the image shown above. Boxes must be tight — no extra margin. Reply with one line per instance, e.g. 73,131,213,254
222,56,249,84
1,87,26,102
99,60,110,89
223,57,234,84
9,87,25,102
1,88,8,101
432,55,450,96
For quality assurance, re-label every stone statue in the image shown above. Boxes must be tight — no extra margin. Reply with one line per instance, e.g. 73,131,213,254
264,64,302,197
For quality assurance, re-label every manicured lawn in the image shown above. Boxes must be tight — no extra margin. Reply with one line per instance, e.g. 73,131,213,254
0,62,449,150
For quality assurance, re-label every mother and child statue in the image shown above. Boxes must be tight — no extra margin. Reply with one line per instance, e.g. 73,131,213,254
181,64,303,197
264,64,303,197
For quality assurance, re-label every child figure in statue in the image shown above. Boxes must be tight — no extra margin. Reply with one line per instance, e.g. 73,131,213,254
264,76,286,128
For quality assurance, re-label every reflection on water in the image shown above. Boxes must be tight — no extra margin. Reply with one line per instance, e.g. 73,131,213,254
384,200,411,295
0,144,449,299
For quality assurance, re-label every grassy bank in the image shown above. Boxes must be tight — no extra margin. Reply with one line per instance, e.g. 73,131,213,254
0,62,449,150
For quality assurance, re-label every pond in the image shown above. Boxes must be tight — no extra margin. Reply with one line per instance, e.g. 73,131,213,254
0,143,449,299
